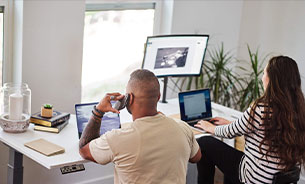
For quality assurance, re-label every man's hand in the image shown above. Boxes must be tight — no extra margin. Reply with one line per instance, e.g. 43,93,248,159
194,120,216,134
210,117,231,126
96,93,124,114
79,92,124,158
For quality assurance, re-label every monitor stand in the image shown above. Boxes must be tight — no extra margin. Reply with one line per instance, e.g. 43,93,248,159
161,77,168,103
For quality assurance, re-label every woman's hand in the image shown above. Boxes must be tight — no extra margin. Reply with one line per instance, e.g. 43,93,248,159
194,120,216,134
210,117,231,126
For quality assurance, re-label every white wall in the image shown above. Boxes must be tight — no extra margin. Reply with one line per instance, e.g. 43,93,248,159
165,0,244,99
237,0,305,93
171,0,243,50
22,1,84,114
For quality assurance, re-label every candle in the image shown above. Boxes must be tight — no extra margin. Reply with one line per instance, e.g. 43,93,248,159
9,93,23,120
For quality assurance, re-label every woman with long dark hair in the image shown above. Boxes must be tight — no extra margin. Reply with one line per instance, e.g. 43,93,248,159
195,56,305,183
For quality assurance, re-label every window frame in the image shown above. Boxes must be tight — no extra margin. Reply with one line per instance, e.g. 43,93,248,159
0,0,12,84
85,0,162,35
86,2,155,11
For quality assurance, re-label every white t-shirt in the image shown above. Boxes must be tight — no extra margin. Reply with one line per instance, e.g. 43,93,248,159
89,113,199,184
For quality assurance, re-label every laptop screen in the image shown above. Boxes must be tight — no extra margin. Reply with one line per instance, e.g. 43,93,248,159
75,102,121,139
178,89,212,122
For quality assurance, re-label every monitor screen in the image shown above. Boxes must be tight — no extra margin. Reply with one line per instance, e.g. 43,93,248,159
178,89,212,121
142,35,209,77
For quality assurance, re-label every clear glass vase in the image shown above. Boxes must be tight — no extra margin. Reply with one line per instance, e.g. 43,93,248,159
0,83,31,133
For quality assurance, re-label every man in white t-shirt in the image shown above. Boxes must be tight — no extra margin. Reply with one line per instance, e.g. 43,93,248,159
79,69,201,184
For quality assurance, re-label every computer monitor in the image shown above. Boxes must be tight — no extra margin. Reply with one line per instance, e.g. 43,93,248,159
142,35,209,77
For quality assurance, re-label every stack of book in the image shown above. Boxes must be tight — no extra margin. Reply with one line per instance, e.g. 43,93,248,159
30,111,70,133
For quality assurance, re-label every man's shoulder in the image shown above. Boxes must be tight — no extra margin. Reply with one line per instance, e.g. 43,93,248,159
168,117,192,129
104,123,140,151
105,123,137,140
147,114,190,128
160,116,194,138
151,113,187,124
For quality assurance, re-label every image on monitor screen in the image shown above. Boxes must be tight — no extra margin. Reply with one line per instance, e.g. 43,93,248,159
154,47,189,69
142,35,209,77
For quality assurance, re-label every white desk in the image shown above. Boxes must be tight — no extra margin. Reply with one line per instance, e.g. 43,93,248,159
0,98,242,184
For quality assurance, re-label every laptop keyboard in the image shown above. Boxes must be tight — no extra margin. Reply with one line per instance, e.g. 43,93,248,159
187,118,212,127
188,121,198,127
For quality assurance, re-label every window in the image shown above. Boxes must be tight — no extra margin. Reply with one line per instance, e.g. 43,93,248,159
0,6,4,86
82,3,155,102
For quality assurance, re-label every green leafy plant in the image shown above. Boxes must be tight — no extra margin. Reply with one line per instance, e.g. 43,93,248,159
203,43,242,108
43,104,53,109
237,45,268,111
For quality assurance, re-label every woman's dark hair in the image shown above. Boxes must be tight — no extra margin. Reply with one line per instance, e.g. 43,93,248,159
252,56,305,171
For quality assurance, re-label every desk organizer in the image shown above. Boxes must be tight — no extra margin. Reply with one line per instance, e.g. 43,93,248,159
0,83,31,133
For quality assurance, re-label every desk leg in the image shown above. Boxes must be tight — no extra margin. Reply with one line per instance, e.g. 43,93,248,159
7,148,23,184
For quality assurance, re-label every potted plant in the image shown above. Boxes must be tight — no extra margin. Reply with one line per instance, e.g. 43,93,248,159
237,45,268,111
41,104,53,118
203,43,243,108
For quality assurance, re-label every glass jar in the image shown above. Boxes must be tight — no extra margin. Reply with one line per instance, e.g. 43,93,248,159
0,83,31,133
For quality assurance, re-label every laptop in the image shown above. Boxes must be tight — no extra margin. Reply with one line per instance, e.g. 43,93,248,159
75,102,121,138
178,89,212,130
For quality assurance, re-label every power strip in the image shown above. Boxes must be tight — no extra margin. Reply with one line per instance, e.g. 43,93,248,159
60,164,85,174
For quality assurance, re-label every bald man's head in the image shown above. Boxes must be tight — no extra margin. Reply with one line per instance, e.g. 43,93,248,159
127,69,160,105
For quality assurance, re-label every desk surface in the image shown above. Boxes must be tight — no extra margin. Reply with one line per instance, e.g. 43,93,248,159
0,98,242,170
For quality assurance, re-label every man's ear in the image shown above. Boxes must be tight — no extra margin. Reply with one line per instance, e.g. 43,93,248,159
128,93,134,106
157,93,161,101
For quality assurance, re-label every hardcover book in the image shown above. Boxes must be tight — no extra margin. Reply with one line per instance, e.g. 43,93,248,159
30,110,70,127
34,120,69,133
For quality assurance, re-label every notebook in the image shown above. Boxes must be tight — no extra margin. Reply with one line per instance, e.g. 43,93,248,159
75,102,121,139
178,89,213,131
24,138,65,156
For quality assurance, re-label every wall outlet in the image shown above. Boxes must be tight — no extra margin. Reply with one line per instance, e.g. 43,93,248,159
60,164,85,174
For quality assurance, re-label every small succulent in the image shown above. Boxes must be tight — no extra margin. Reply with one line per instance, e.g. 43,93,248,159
43,104,53,109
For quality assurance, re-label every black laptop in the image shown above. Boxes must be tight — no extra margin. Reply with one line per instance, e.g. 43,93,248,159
178,89,212,128
75,102,121,138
